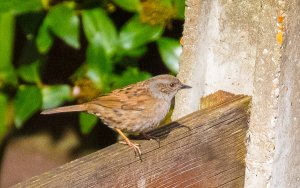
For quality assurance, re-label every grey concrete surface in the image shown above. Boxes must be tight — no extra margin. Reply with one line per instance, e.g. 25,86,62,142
271,1,300,187
173,0,300,187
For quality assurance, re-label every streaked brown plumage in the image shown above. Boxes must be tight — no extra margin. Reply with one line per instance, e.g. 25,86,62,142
41,74,191,160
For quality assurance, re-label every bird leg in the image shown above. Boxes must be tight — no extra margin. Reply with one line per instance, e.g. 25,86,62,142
115,128,142,161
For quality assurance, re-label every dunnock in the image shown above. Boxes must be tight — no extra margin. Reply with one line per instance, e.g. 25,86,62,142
41,74,191,160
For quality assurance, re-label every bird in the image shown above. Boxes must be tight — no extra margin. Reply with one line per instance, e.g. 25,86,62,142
41,74,191,160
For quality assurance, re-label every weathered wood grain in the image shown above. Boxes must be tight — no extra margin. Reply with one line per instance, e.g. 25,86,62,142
12,95,251,188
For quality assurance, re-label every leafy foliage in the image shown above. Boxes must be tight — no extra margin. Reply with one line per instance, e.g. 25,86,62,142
14,86,42,128
18,61,41,84
0,0,42,15
42,85,72,109
0,12,17,86
119,15,164,50
157,37,182,73
0,0,185,137
79,113,98,134
0,93,8,140
82,8,117,56
112,0,141,12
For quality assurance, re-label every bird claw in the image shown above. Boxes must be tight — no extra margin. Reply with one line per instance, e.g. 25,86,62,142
119,141,141,147
119,141,142,161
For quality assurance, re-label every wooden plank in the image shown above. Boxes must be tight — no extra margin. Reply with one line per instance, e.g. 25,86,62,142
13,95,251,188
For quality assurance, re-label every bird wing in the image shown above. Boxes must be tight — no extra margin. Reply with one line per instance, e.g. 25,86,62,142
88,86,152,111
121,94,152,111
89,95,124,109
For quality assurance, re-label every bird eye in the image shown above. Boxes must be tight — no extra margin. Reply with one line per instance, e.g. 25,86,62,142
170,83,175,87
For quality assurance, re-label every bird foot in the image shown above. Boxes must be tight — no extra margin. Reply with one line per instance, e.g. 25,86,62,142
119,141,142,161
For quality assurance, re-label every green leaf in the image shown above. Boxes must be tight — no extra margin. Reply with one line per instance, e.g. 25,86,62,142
0,93,8,138
122,45,147,58
0,1,11,14
0,0,43,15
46,4,80,49
119,16,164,50
70,63,86,81
86,41,112,91
42,85,72,109
112,67,151,89
14,86,42,128
161,0,173,6
112,0,141,12
17,40,43,83
157,37,181,73
82,8,117,56
0,12,17,86
174,0,185,19
36,19,54,53
18,61,41,84
79,113,98,134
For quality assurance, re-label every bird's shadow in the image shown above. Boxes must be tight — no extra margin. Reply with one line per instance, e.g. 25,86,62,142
129,122,191,147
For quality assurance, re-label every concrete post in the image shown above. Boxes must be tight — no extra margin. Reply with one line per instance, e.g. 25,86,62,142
172,0,300,187
271,1,300,187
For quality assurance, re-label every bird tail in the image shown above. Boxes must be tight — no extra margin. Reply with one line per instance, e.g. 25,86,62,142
41,104,86,115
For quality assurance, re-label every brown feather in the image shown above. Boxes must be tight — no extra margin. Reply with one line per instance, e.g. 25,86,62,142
41,104,86,114
87,84,150,111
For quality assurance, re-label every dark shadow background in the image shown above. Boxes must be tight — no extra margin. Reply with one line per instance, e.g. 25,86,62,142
0,6,184,187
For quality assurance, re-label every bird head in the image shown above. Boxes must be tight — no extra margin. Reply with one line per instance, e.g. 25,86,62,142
147,74,191,101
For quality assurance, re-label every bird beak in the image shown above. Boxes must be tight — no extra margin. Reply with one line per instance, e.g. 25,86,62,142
180,84,192,89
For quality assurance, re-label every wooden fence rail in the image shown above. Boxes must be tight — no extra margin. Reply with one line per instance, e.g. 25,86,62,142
13,95,250,188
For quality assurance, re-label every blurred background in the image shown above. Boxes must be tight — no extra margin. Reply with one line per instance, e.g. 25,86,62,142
0,0,184,186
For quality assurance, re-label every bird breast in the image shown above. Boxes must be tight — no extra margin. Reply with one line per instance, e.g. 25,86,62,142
90,99,171,133
131,99,171,132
